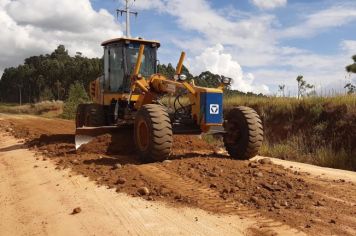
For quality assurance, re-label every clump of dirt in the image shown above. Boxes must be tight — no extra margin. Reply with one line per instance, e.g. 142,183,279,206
77,133,135,155
172,135,216,154
78,134,112,154
78,134,216,157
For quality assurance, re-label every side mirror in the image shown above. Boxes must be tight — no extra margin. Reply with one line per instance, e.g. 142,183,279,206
221,75,233,85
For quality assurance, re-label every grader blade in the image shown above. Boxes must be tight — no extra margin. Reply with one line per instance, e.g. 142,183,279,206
75,126,125,150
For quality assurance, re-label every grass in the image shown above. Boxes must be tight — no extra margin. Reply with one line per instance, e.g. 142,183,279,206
0,101,64,117
260,134,355,170
224,94,356,108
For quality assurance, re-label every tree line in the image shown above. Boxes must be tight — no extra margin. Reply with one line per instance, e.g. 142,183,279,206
0,45,262,104
0,45,102,103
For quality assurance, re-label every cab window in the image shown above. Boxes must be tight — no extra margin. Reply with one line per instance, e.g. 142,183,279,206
126,43,156,77
109,46,125,92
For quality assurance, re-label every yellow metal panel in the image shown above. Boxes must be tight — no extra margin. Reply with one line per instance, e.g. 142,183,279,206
205,123,223,126
176,52,186,75
133,45,145,76
135,79,149,92
182,82,196,95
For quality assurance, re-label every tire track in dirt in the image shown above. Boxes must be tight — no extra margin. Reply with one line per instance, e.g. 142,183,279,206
135,164,304,235
137,165,239,212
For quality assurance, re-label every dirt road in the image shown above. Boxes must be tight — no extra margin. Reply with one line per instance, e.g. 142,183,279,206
0,114,355,236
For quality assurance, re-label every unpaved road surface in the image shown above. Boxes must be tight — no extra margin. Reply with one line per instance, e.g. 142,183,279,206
0,132,263,236
0,114,356,236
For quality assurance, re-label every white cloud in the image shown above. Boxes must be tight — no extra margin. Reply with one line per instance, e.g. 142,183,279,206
0,0,122,73
129,0,164,11
134,0,277,50
280,5,356,38
189,44,269,94
251,0,287,10
251,50,352,96
341,40,356,53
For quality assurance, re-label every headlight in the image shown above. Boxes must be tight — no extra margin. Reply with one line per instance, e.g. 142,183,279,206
173,74,187,81
179,74,187,81
221,76,232,85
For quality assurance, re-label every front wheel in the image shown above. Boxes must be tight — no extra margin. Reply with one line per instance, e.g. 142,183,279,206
223,106,263,160
134,104,173,162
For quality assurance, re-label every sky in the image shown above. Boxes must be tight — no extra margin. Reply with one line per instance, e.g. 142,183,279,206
0,0,355,95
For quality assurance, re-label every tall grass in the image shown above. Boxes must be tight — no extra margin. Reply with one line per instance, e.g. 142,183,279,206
260,133,355,170
0,101,63,117
224,95,356,110
224,94,356,170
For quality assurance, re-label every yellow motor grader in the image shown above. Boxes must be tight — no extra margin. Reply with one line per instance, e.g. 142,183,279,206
75,37,263,162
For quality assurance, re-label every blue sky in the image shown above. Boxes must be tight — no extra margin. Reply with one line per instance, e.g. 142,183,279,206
89,0,356,95
1,0,355,95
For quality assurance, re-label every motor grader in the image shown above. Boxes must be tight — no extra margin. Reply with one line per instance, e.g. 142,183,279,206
75,37,263,162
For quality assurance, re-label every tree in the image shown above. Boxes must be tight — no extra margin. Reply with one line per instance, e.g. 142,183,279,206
195,71,221,88
296,75,314,99
40,87,54,101
278,84,285,97
62,81,90,119
157,63,176,79
346,55,356,73
345,55,356,95
344,83,355,94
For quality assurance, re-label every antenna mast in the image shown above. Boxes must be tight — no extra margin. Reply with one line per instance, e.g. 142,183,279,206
117,0,138,38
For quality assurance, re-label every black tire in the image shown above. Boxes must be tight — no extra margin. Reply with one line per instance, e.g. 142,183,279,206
134,104,172,162
84,104,106,127
75,104,86,128
223,106,263,160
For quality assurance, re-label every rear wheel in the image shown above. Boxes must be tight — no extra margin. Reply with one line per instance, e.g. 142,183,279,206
223,106,263,160
134,104,172,162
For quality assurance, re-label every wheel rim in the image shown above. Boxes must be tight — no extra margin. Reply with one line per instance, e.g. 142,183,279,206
137,120,149,150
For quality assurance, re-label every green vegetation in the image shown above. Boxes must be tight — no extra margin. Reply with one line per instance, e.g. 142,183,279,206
0,45,102,104
346,55,356,73
0,101,63,117
224,95,356,170
345,55,356,94
296,75,314,98
62,81,90,119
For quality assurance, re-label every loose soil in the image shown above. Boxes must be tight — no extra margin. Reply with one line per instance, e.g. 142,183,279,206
1,114,356,236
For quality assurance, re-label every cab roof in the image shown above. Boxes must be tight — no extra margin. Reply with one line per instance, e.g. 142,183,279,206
101,37,160,48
